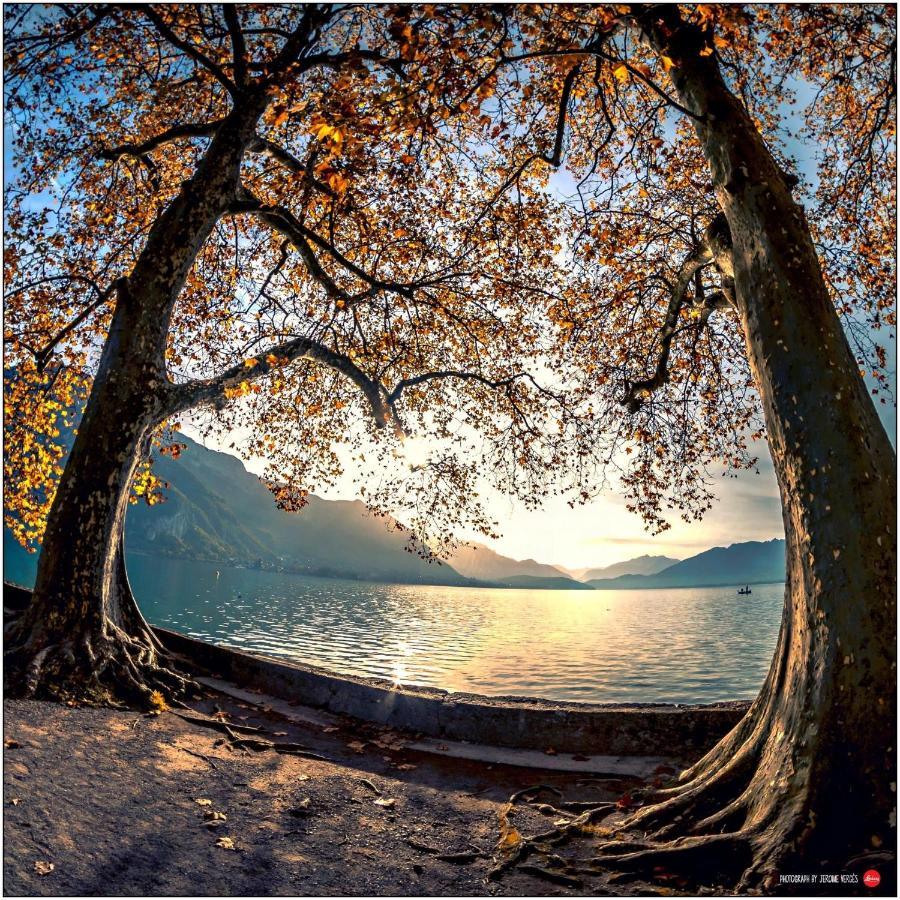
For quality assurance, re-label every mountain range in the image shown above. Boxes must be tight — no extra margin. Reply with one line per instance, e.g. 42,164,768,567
572,555,679,582
587,539,786,590
3,430,786,592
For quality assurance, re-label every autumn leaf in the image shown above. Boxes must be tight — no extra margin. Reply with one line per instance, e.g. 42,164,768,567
660,55,675,71
215,836,236,850
148,690,168,712
373,796,396,809
612,63,629,83
34,861,55,876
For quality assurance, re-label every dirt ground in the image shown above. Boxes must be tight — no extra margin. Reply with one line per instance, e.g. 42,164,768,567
2,686,714,897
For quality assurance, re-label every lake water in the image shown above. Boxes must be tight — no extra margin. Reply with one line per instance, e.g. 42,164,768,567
129,555,784,705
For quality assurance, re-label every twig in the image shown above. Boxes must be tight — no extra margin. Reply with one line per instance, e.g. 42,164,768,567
173,712,264,735
173,743,219,770
358,777,382,795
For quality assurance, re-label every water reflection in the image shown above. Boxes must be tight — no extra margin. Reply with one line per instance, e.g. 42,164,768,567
129,554,784,705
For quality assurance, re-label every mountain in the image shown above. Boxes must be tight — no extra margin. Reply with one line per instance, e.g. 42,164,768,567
4,433,478,589
126,435,479,585
577,554,679,582
4,432,591,590
447,541,574,583
587,539,786,590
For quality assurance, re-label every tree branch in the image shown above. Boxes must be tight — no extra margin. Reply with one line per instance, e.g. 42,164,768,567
231,191,413,305
222,4,247,87
169,335,396,433
97,120,225,161
620,215,736,412
143,6,238,97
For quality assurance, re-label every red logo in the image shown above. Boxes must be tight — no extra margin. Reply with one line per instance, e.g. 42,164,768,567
863,870,881,889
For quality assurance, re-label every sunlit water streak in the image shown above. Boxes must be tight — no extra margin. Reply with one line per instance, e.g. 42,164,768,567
130,555,784,705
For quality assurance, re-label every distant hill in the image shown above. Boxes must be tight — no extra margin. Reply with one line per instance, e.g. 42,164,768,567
447,541,575,584
577,554,679,582
587,539,786,590
4,432,589,591
126,435,479,585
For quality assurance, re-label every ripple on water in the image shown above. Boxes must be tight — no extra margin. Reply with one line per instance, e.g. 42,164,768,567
130,556,784,705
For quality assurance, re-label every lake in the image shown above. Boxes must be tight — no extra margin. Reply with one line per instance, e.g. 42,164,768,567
129,555,784,705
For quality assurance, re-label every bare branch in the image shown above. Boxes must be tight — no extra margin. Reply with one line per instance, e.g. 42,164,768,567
620,215,736,412
222,4,247,86
143,6,238,98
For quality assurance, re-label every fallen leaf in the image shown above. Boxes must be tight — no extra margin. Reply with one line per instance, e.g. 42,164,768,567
616,793,634,810
34,861,54,876
273,731,288,737
395,763,417,771
204,810,227,821
11,798,22,806
544,747,557,756
322,726,340,734
148,690,169,712
194,798,213,806
215,836,236,850
347,740,367,753
5,739,20,749
373,797,396,809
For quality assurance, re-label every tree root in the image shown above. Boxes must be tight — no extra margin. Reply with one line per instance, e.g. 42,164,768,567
590,832,753,880
5,622,200,710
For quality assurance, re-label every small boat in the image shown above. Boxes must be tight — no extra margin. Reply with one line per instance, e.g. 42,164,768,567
738,585,752,595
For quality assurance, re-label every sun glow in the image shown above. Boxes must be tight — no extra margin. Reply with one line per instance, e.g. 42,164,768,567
396,435,433,470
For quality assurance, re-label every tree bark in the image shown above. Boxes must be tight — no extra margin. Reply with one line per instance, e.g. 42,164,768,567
597,8,897,889
5,102,268,705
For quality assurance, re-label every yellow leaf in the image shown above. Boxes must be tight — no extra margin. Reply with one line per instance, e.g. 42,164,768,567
660,55,675,71
613,64,629,83
244,357,258,369
699,45,714,57
149,690,169,712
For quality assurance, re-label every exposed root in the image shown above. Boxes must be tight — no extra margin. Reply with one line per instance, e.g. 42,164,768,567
5,622,200,710
590,832,753,880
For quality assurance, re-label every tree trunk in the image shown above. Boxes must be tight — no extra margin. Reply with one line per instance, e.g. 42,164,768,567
596,9,897,890
5,104,267,705
5,284,185,705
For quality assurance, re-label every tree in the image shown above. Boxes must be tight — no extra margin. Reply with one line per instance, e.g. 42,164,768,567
475,3,895,889
4,3,896,888
3,4,578,702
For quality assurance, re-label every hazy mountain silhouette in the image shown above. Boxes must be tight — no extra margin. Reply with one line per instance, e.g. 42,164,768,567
587,539,786,589
575,554,679,582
